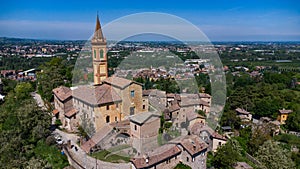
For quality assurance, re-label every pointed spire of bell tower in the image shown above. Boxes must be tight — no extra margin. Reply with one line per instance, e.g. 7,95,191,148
93,12,105,42
91,13,108,85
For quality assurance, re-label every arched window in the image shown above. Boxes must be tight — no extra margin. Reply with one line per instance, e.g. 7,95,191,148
100,49,104,59
106,116,110,123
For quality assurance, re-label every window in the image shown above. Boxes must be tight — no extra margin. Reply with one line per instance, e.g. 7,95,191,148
94,49,96,58
134,125,137,130
106,116,110,123
106,105,109,110
130,107,135,115
186,157,189,162
130,90,135,97
143,105,146,110
219,142,222,146
116,103,118,108
115,116,117,122
100,49,104,58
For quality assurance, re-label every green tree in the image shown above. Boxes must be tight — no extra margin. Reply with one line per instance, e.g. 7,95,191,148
255,140,296,169
213,139,242,169
37,57,68,101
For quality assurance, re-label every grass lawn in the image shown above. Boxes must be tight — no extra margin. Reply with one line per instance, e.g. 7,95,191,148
92,149,131,163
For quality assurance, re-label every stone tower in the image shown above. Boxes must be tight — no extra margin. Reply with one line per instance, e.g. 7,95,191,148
91,14,108,85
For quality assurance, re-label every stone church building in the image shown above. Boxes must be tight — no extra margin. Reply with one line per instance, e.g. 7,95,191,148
53,15,148,133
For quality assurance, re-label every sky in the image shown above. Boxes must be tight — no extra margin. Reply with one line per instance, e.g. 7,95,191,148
0,0,299,41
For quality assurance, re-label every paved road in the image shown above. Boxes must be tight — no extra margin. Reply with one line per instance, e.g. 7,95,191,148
31,92,47,110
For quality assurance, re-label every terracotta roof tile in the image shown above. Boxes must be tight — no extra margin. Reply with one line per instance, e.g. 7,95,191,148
131,144,181,169
104,76,134,89
72,84,121,105
180,135,208,156
211,132,227,141
65,108,78,118
235,108,251,115
52,109,59,115
53,86,72,101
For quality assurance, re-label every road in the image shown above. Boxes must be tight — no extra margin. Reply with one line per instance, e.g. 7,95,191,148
31,91,47,110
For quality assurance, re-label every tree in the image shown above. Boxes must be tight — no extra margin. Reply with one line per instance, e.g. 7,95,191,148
213,139,242,169
37,57,68,101
285,111,300,132
255,140,296,169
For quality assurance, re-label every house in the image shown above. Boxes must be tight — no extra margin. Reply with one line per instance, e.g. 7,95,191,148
178,135,208,169
130,112,160,154
277,109,292,124
211,132,227,152
130,135,208,169
235,108,252,122
52,86,78,131
131,144,181,169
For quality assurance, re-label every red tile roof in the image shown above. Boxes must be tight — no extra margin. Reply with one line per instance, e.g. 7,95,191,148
235,108,251,115
104,76,134,89
52,109,59,115
72,84,121,105
65,108,78,118
81,125,113,153
53,86,72,102
211,132,227,141
130,145,181,169
180,135,208,156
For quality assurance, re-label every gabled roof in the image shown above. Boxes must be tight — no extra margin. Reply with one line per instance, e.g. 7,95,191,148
169,103,180,112
130,112,160,125
53,86,72,102
235,108,251,115
279,109,292,114
199,93,211,98
65,108,78,118
81,125,112,153
104,76,137,89
130,144,181,169
72,84,121,106
211,132,227,141
179,135,208,156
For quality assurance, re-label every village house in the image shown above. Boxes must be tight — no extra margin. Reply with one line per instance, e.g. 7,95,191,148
211,132,227,152
130,135,208,169
235,108,252,122
277,109,292,124
130,112,161,154
52,86,78,131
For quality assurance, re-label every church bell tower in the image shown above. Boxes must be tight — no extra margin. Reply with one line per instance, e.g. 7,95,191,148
91,14,108,85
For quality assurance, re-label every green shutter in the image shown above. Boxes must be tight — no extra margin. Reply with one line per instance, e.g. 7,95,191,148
94,50,96,58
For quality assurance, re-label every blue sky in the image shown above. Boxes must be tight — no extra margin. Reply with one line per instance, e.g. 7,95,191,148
0,0,299,41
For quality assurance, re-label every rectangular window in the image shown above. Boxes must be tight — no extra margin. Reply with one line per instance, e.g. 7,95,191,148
143,105,146,110
130,107,135,115
130,90,135,97
106,105,109,110
100,49,104,58
94,50,96,58
116,103,118,108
